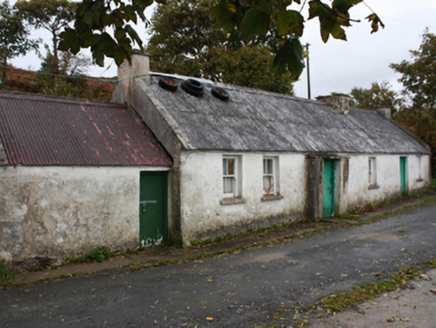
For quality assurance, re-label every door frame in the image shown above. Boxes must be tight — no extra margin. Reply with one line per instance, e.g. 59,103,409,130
139,171,168,247
323,158,336,218
400,156,407,195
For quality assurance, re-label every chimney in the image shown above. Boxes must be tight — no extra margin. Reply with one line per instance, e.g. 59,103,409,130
371,105,391,120
114,49,150,104
316,94,350,115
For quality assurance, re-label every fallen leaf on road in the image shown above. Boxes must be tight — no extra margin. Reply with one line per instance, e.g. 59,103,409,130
206,317,214,321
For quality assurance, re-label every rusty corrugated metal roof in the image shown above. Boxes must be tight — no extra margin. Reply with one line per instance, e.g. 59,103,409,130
0,91,172,166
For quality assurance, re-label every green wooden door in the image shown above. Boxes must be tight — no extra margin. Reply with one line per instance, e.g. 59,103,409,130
139,171,168,247
400,157,407,195
323,159,335,218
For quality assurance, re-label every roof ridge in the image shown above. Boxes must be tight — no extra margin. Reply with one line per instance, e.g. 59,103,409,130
0,90,123,108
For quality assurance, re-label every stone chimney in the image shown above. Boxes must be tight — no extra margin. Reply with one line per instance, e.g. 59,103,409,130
114,49,150,104
316,94,350,115
371,105,391,119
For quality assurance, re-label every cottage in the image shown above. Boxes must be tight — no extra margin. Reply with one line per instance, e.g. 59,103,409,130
115,52,431,246
0,91,172,263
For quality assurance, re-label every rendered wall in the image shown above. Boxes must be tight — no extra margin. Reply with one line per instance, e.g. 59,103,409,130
347,154,430,209
0,166,169,263
179,151,307,243
179,152,431,243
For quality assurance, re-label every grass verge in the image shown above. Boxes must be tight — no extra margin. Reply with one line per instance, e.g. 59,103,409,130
310,259,436,316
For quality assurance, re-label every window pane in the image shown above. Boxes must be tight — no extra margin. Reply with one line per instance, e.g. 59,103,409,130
227,158,235,175
263,176,273,193
223,159,227,175
223,177,235,194
264,159,273,174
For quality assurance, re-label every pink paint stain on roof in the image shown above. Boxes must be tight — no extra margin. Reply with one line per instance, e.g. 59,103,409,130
0,91,172,167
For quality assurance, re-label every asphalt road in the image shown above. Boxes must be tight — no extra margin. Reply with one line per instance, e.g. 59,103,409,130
1,204,435,327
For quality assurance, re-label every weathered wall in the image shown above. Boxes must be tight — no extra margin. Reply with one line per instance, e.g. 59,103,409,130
179,151,306,243
347,154,430,209
0,166,169,263
179,152,431,243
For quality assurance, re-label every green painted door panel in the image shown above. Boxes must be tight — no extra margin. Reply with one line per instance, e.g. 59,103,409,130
400,157,407,195
323,159,335,218
139,172,168,247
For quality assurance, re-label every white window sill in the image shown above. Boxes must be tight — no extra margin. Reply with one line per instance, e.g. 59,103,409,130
220,197,246,206
261,194,284,202
368,184,380,190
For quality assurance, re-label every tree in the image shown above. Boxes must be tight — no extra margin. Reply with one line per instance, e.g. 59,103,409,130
148,0,294,94
391,32,436,172
59,0,383,78
350,81,401,114
390,32,436,110
15,0,77,75
0,1,38,79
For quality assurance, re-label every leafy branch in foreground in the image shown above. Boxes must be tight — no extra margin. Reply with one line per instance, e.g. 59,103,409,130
60,0,383,79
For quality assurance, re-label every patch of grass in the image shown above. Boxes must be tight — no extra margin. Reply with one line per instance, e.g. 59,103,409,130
311,259,436,316
65,246,113,265
0,260,16,285
190,220,311,248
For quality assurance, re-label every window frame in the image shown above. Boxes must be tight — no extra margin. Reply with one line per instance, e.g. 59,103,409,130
368,157,378,189
263,156,279,196
222,156,239,198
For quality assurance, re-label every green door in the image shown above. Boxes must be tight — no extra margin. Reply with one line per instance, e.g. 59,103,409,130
400,157,407,195
323,159,335,218
139,171,168,247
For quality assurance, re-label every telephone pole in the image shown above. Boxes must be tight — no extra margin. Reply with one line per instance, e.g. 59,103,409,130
305,43,311,99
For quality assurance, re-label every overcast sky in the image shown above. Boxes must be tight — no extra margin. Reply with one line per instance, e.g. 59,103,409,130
10,0,436,99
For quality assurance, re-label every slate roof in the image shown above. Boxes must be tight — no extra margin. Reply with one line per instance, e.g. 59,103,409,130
146,75,429,154
0,91,172,166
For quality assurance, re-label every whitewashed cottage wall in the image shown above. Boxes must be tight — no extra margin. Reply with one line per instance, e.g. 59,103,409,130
0,166,169,262
179,151,307,242
347,154,430,209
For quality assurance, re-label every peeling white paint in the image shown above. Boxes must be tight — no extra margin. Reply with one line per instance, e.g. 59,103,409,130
0,166,169,263
178,151,430,243
179,151,306,242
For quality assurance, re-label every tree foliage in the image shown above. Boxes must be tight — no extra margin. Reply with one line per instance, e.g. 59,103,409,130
390,32,436,171
0,1,38,79
60,0,383,78
15,0,77,74
390,32,436,110
148,0,294,94
350,81,401,114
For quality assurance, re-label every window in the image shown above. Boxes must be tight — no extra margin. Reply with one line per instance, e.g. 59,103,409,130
223,156,238,197
263,157,279,195
368,157,378,188
417,156,423,182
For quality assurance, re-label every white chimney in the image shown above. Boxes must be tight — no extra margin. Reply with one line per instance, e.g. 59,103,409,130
372,106,391,119
114,49,150,103
316,94,350,115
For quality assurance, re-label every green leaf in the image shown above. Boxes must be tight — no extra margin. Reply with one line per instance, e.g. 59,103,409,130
125,24,144,48
273,38,304,78
211,2,236,30
332,0,362,14
242,7,269,40
58,28,81,54
277,10,304,37
366,13,385,34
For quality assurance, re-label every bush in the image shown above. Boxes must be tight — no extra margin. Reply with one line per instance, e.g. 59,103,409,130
88,246,112,263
